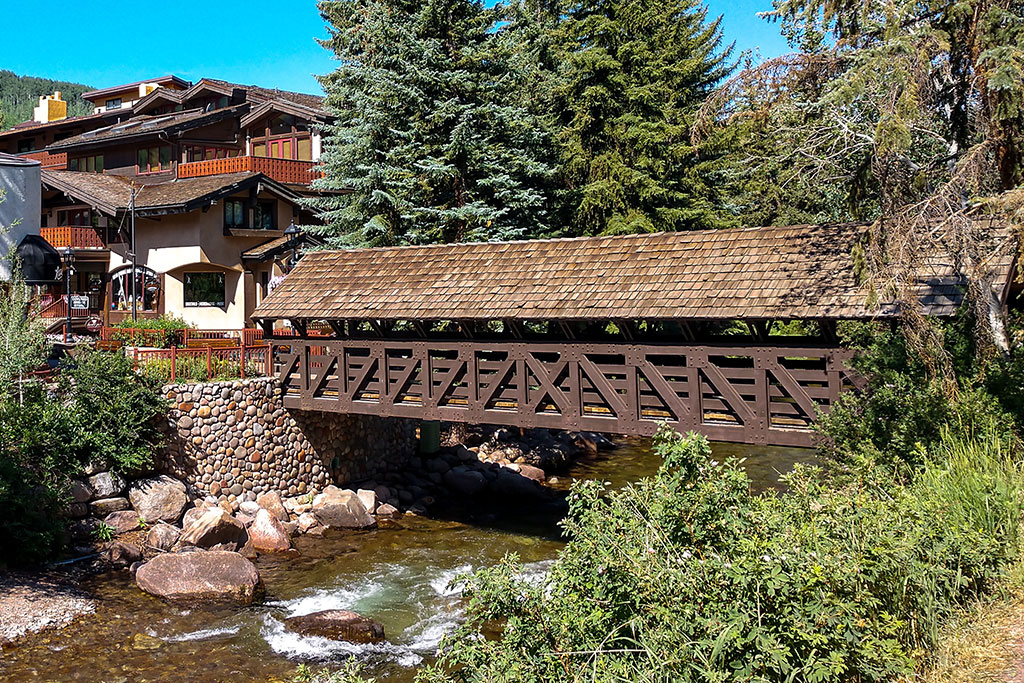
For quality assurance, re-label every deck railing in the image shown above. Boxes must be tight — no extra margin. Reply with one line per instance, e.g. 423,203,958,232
100,326,264,348
132,344,272,383
34,295,94,320
19,150,68,169
41,226,107,250
176,156,322,185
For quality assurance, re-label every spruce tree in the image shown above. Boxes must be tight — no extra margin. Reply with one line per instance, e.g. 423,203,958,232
310,0,557,247
549,0,735,235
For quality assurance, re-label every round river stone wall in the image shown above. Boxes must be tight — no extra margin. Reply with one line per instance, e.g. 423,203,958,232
158,377,417,507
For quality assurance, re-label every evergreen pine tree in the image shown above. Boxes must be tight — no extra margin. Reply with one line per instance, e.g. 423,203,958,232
310,0,558,247
550,0,735,235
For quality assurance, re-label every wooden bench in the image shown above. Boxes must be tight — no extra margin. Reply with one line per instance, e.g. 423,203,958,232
185,338,240,349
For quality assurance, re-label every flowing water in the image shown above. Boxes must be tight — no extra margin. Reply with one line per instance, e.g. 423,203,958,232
0,438,813,682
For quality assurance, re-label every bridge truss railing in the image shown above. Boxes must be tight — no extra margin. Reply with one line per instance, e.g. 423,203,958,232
269,338,860,448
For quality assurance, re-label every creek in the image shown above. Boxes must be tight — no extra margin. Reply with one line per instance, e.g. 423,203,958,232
0,437,814,682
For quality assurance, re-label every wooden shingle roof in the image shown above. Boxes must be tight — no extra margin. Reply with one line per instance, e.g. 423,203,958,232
254,221,1018,323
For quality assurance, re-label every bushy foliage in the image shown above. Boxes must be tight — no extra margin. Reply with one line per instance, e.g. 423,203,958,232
60,347,168,474
138,354,263,383
0,384,80,564
111,314,192,348
419,423,1022,682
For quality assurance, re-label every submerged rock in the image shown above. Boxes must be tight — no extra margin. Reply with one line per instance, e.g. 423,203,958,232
135,551,262,604
128,475,188,524
284,610,385,644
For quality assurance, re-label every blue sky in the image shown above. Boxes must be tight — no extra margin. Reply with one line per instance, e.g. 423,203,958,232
0,0,789,96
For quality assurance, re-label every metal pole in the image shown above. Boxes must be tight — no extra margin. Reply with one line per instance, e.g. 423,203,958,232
64,260,71,344
130,185,138,322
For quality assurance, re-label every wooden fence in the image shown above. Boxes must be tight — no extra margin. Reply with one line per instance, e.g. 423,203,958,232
101,326,264,348
132,344,272,383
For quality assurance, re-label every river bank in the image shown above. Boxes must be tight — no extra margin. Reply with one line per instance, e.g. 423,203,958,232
0,437,814,681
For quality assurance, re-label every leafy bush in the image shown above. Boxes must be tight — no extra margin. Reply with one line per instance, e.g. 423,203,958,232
111,315,192,348
0,384,81,564
61,347,168,474
138,354,264,383
420,425,1022,683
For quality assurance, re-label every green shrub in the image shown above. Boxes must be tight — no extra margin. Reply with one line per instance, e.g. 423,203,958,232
112,315,192,348
0,384,81,565
61,347,168,474
419,426,1022,683
138,355,264,383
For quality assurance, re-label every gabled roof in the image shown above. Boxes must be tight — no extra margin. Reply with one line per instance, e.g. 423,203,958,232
254,221,1018,324
132,78,326,118
46,104,248,151
81,75,190,102
240,99,329,129
41,170,301,217
0,109,127,139
200,78,324,111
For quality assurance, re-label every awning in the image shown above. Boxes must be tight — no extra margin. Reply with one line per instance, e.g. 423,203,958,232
17,234,62,284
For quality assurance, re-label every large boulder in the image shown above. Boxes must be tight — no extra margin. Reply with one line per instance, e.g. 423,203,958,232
104,510,142,534
443,467,487,497
135,551,262,604
146,523,181,552
248,509,291,552
179,508,248,550
355,489,378,514
70,480,93,503
311,487,376,529
90,497,130,516
104,540,142,567
87,471,126,499
128,475,188,524
284,610,385,644
256,491,289,523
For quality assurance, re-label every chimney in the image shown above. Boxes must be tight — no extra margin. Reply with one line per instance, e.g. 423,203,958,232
32,91,67,124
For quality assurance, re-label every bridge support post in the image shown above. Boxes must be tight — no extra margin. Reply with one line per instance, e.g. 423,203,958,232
419,420,441,455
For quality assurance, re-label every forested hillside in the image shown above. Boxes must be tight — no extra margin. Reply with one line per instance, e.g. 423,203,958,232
0,70,94,130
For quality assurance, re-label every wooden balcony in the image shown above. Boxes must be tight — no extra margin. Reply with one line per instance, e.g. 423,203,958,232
19,150,68,169
176,156,323,185
41,226,107,250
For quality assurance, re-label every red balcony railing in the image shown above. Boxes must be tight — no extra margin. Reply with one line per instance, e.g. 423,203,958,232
176,156,322,185
19,150,68,169
41,226,106,249
34,295,95,320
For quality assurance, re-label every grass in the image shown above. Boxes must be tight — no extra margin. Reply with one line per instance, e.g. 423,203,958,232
904,537,1024,682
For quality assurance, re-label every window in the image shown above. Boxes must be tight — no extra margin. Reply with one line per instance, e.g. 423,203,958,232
224,199,246,230
110,266,159,312
105,98,122,110
57,208,91,226
253,200,276,230
137,145,172,173
182,145,239,162
69,154,104,172
297,137,312,161
17,138,35,153
184,272,225,307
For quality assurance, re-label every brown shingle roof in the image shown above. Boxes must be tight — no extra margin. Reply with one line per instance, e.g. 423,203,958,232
47,105,247,151
41,170,300,216
200,79,324,111
254,222,1017,323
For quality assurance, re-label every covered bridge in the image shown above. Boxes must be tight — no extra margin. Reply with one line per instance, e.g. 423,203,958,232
253,221,1017,447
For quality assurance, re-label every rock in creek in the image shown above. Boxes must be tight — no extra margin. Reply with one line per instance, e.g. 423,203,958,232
285,610,385,644
104,510,142,534
248,509,291,552
104,540,143,567
90,497,130,516
256,491,289,523
311,486,376,529
135,551,262,604
128,475,188,524
146,523,181,552
442,467,487,497
87,471,126,499
179,508,248,550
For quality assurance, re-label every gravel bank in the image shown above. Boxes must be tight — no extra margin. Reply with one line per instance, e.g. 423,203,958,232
0,570,96,646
